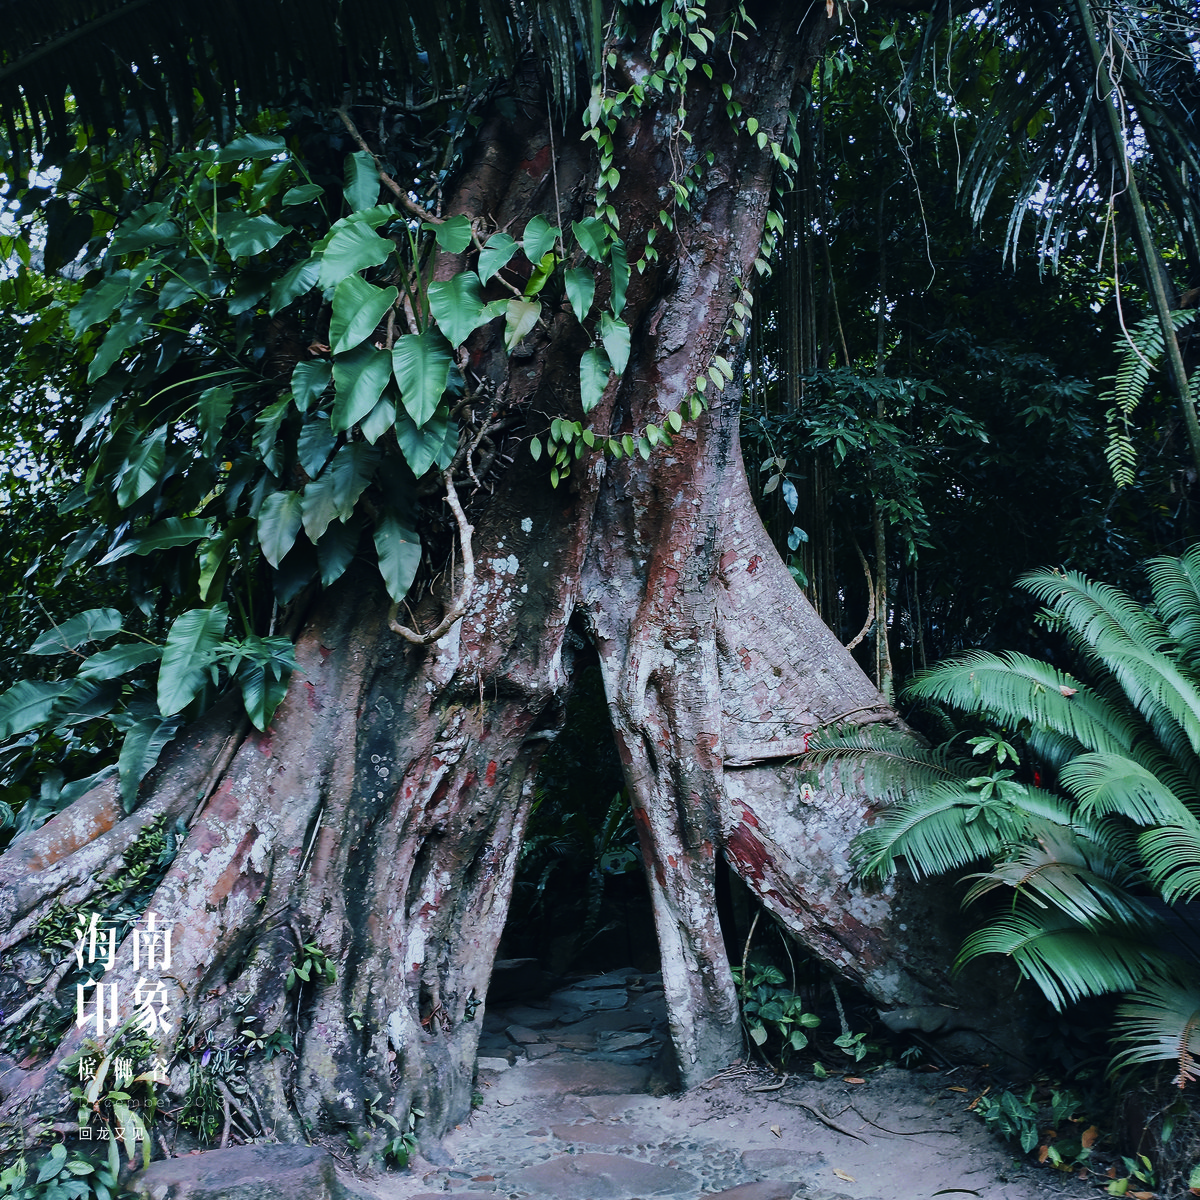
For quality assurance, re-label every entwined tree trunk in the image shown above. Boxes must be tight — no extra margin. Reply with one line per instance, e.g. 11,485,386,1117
0,2,985,1158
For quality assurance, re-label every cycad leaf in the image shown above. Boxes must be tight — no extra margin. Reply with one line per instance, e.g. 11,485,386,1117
1111,976,1200,1086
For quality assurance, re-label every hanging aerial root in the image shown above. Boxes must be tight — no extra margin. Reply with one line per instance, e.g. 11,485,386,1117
389,470,475,645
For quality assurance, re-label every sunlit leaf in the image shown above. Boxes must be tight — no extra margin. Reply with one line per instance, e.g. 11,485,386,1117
28,608,123,655
523,215,559,263
116,427,167,507
157,605,228,716
600,312,630,374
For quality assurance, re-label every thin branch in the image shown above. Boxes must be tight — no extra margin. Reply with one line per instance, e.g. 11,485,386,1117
845,534,876,651
388,471,475,645
334,106,437,225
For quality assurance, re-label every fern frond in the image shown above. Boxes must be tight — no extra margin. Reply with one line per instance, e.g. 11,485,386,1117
1059,752,1197,826
961,822,1155,931
956,906,1167,1010
1111,975,1200,1087
1104,407,1138,489
851,780,1029,882
801,724,972,804
904,651,1145,759
1147,543,1200,663
1137,820,1200,905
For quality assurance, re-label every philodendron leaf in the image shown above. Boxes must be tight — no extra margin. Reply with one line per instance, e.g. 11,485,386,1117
478,232,519,283
343,150,381,213
505,299,540,352
523,215,559,263
610,240,629,316
215,212,287,257
395,410,457,478
329,274,397,355
564,267,595,323
572,217,607,261
199,384,233,454
424,214,472,254
392,328,452,427
580,347,611,413
116,427,167,507
291,360,333,413
118,714,181,812
157,604,228,716
374,512,422,602
318,219,392,289
270,256,319,315
97,518,209,565
316,517,362,587
76,643,162,681
0,681,70,739
332,344,392,432
28,608,123,655
427,272,490,348
257,491,304,568
600,312,631,375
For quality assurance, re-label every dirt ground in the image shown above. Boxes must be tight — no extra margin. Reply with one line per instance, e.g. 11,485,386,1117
355,969,1104,1200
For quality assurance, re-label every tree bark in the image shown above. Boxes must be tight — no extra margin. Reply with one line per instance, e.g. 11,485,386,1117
0,1,979,1159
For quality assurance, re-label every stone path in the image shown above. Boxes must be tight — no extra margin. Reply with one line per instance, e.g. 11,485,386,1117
359,967,1096,1200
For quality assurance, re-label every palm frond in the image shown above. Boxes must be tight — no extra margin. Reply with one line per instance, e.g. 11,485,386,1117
1147,542,1200,663
851,779,1035,882
961,821,1156,931
956,905,1168,1010
1137,821,1200,905
1059,751,1198,825
1111,975,1200,1087
904,650,1146,760
801,723,973,804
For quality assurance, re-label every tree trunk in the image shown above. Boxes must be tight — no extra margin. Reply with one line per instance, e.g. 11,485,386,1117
0,2,976,1159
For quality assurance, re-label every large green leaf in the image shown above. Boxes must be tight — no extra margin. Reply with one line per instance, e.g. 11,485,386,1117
505,298,540,351
98,518,209,565
600,312,630,374
157,605,229,717
232,637,296,732
291,360,333,413
332,344,392,432
523,215,559,263
116,427,167,506
360,391,396,444
215,212,287,257
395,409,457,477
425,214,472,254
70,273,132,334
572,217,607,260
580,347,611,413
427,271,491,348
318,220,392,289
343,150,381,213
609,241,629,316
118,715,181,811
199,384,232,454
392,328,452,427
478,232,519,282
374,513,422,603
301,444,378,542
329,274,397,355
87,313,147,383
257,491,304,568
28,608,123,655
564,267,595,323
214,133,286,162
77,643,163,681
270,256,320,315
316,518,362,587
297,417,337,477
0,680,70,738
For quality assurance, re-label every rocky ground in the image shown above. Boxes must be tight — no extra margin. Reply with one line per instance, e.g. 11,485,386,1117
353,966,1101,1200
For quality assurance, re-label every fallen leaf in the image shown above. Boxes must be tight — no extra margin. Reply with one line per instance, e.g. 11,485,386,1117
1130,1192,1154,1199
1060,684,1077,696
1037,1145,1050,1163
1081,1125,1099,1149
947,1086,969,1093
770,1125,781,1138
834,1169,856,1182
844,1076,866,1085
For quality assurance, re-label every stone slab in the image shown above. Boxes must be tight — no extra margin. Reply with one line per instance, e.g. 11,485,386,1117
708,1185,805,1200
555,1033,598,1050
505,1023,545,1044
742,1148,828,1178
489,1004,558,1030
559,1009,652,1035
550,1121,638,1146
599,1031,656,1051
487,1060,650,1101
476,1056,511,1072
504,1152,697,1198
574,967,641,988
524,1043,558,1060
127,1144,366,1200
549,986,629,1010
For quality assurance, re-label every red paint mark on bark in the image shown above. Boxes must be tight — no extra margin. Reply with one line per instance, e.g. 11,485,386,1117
485,760,498,787
667,854,678,869
719,550,739,573
463,769,478,789
726,822,769,882
747,555,763,574
418,902,437,917
304,681,319,710
520,144,551,177
256,733,273,756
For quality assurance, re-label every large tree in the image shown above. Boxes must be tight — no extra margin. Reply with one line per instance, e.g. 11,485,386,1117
0,0,1010,1161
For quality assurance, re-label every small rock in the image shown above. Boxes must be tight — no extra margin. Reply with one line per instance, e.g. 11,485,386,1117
477,1056,511,1072
598,1031,655,1052
525,1043,558,1060
549,987,628,1011
505,1023,545,1044
707,1185,805,1200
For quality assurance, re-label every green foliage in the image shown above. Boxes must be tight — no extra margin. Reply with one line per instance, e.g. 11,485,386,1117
973,1085,1091,1167
837,547,1200,1083
285,942,337,991
0,1142,128,1200
733,960,820,1063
